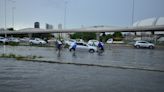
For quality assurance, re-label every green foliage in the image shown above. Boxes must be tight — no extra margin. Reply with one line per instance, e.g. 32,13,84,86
100,34,113,42
0,53,43,60
113,32,123,41
16,55,26,60
7,28,14,31
8,42,19,46
70,32,96,41
33,33,51,39
113,32,123,38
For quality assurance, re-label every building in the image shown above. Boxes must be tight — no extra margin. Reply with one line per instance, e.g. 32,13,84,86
34,22,40,28
133,17,164,35
46,24,53,29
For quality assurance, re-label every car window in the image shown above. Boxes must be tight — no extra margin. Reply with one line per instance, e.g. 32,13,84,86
139,42,146,43
83,44,87,46
77,43,83,45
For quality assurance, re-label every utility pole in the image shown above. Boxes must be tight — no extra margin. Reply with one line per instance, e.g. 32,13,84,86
4,0,7,54
132,0,134,25
132,0,137,36
5,0,7,34
64,1,68,29
12,7,15,29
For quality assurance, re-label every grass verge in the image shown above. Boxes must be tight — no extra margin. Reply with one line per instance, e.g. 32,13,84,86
0,53,43,60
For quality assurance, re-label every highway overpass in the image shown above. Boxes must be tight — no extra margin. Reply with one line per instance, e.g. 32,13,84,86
0,26,164,35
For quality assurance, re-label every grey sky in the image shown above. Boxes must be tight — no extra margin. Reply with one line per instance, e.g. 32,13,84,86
0,0,164,30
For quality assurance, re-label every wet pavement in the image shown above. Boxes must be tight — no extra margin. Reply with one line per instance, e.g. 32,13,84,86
0,58,164,92
0,45,164,71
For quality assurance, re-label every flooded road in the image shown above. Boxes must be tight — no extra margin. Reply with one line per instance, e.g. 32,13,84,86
0,46,164,71
0,58,164,92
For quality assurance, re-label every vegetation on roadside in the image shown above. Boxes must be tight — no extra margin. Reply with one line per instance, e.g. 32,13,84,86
70,32,123,42
0,42,19,46
70,32,96,41
0,53,43,60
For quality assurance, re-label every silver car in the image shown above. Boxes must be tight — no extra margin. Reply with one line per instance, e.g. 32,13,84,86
69,42,97,53
134,40,155,49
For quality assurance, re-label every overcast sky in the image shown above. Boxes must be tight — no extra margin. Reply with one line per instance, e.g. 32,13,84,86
0,0,164,30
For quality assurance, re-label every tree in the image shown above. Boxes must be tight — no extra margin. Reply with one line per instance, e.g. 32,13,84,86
113,32,123,41
100,34,112,42
7,28,14,31
70,32,96,41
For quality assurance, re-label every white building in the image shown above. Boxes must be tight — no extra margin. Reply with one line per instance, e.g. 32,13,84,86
133,17,164,35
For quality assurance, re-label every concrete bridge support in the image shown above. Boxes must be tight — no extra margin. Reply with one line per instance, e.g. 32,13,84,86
96,32,100,41
28,33,32,38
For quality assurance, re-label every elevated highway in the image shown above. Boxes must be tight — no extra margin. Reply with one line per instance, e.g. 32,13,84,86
0,26,164,35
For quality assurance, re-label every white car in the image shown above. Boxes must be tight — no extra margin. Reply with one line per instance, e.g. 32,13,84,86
69,42,97,53
134,40,155,49
29,38,46,45
0,37,9,43
65,39,76,45
20,37,30,42
88,40,99,46
106,38,113,43
8,37,20,43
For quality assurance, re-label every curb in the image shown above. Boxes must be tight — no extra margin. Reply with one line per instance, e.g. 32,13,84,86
19,59,164,72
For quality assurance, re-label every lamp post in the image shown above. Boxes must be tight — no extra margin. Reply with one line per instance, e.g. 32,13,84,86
132,0,134,25
132,0,136,35
8,0,16,29
64,1,69,39
64,1,68,29
3,0,7,54
12,7,15,29
3,0,15,54
4,0,6,34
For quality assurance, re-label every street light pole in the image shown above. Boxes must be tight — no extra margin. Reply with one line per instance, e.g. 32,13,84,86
64,1,68,29
10,0,15,29
12,7,15,29
132,0,136,35
132,0,134,25
63,1,69,39
3,0,7,54
5,0,7,34
3,0,15,54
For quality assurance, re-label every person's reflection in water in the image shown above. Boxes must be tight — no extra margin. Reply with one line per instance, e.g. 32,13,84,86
72,51,76,57
57,50,61,57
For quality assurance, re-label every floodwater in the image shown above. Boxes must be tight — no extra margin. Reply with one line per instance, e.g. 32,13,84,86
0,58,164,92
0,46,164,71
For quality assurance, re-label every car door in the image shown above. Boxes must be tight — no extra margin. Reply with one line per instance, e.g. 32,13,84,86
140,41,147,47
81,43,89,51
76,43,83,51
76,43,88,52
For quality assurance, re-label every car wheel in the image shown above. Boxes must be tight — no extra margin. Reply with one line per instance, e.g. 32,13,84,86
89,49,95,53
136,45,140,49
149,46,154,49
39,42,42,45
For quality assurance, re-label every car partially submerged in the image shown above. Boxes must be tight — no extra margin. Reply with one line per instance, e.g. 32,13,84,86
69,42,97,53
